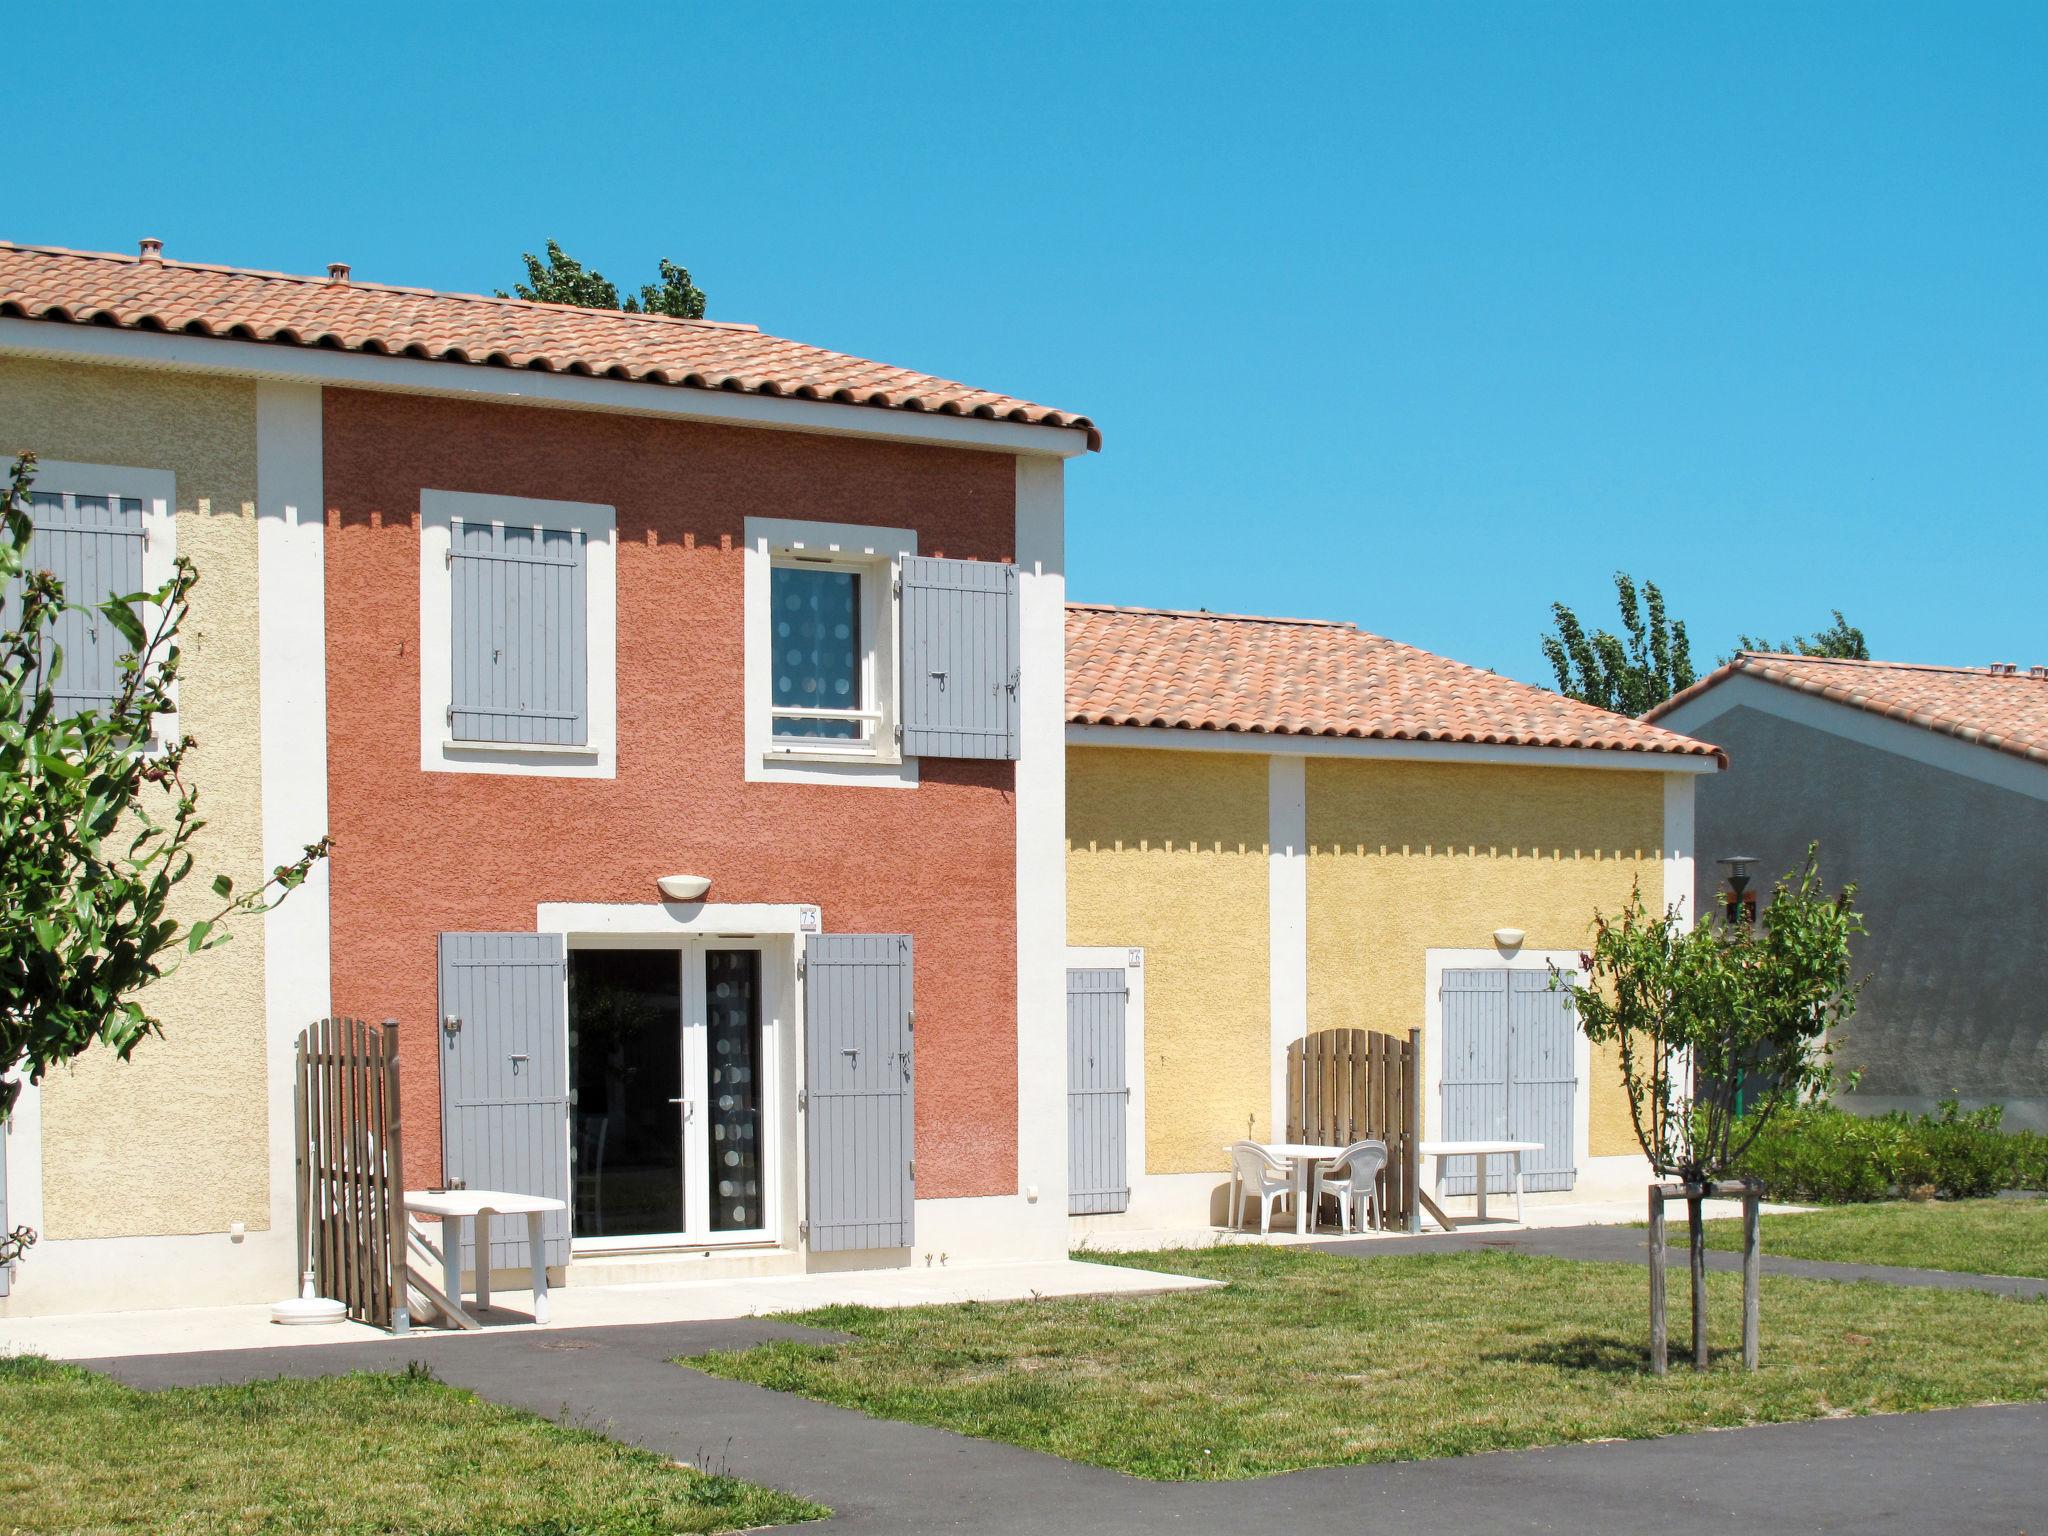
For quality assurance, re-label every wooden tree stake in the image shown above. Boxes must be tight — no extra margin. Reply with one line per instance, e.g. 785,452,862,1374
1688,1185,1709,1370
1741,1181,1761,1370
1647,1183,1668,1376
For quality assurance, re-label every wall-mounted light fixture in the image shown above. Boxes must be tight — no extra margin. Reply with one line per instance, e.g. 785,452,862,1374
1492,927,1525,952
657,874,711,902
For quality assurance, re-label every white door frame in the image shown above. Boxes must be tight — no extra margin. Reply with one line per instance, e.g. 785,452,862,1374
1422,947,1591,1179
538,902,814,1254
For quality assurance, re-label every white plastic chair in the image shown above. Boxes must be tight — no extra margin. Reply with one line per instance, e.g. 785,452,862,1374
1227,1141,1292,1234
1317,1139,1389,1233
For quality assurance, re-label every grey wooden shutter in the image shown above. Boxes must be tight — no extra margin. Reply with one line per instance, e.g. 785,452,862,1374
1440,968,1511,1195
438,932,571,1271
1510,970,1578,1192
449,519,588,745
6,492,148,712
802,934,915,1252
899,555,1019,760
1067,968,1130,1215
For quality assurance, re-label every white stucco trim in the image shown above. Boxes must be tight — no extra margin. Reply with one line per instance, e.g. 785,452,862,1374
418,489,617,778
536,901,821,937
1266,754,1308,1139
0,318,1094,460
1421,947,1592,1181
1655,671,2048,803
1067,945,1146,1210
1012,457,1070,1251
742,516,916,788
256,382,332,1265
1662,772,1696,925
1065,723,1721,773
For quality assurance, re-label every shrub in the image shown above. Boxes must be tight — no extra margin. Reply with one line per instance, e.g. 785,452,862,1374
1734,1099,2046,1202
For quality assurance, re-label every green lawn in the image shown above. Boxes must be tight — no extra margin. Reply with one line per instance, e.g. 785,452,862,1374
1694,1197,2048,1279
687,1245,2048,1481
0,1356,824,1535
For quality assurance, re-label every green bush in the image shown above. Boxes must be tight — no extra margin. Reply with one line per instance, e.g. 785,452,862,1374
1735,1100,2046,1202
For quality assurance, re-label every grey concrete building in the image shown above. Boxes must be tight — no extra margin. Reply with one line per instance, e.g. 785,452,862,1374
1651,655,2048,1131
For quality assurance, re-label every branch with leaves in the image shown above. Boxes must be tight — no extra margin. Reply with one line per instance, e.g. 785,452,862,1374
499,239,707,319
1,452,329,1124
1540,572,1696,716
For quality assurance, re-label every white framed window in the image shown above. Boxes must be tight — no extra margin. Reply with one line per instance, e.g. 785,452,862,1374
9,459,178,738
419,489,616,778
744,516,916,788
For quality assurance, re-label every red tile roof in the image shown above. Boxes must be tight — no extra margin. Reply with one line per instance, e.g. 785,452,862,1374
1649,653,2048,767
0,241,1099,449
1066,603,1723,761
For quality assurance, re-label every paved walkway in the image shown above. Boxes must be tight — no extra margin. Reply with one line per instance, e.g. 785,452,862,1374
85,1318,2048,1534
1305,1223,2048,1300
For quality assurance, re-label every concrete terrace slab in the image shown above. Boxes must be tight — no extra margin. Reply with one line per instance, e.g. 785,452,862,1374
74,1318,2048,1535
0,1256,1217,1362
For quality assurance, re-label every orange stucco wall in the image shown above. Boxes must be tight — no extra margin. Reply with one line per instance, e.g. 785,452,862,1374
321,388,1019,1200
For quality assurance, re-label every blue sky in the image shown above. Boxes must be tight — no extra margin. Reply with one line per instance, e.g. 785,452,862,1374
14,3,2046,684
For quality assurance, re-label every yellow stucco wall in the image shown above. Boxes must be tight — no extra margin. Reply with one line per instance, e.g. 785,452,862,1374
1067,747,1270,1173
1304,758,1663,1157
1,355,271,1237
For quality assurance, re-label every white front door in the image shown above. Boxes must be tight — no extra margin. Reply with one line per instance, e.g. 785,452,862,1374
569,940,773,1248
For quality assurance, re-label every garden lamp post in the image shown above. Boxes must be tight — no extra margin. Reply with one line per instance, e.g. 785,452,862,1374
1718,853,1758,926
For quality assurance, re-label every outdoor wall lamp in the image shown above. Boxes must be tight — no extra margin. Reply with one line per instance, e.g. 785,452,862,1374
657,874,712,902
1492,927,1526,952
1718,854,1758,926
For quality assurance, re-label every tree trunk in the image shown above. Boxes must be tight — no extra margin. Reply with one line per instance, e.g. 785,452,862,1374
1688,1187,1709,1370
1648,1184,1668,1376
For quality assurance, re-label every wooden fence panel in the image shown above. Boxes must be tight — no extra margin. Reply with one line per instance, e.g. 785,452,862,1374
1284,1027,1419,1229
296,1018,407,1331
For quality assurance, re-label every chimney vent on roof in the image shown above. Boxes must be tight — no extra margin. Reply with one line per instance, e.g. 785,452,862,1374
1992,661,2019,675
2030,666,2047,680
326,262,351,285
137,238,163,263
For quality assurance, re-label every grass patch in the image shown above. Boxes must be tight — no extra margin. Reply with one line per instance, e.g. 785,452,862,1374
0,1356,824,1534
1694,1197,2048,1279
687,1245,2048,1480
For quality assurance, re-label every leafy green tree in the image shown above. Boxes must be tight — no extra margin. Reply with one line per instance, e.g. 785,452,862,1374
1555,848,1863,1366
500,240,706,319
1,451,328,1131
1540,572,1696,716
1731,609,1870,662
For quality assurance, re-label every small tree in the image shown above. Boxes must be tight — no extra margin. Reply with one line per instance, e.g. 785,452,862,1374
1,453,327,1261
1556,847,1862,1369
1541,572,1696,716
500,239,707,319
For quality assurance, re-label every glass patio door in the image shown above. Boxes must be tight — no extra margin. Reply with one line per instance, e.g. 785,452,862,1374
570,943,767,1246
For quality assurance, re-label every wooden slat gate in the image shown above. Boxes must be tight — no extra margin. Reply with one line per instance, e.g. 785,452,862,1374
295,1017,408,1331
1284,1027,1421,1231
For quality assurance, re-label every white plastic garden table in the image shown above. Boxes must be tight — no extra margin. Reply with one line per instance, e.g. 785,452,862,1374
405,1189,564,1327
1257,1143,1347,1235
1418,1139,1543,1226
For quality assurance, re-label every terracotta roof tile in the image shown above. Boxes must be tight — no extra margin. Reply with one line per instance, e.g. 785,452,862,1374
1648,653,2048,767
1067,603,1723,761
0,241,1098,449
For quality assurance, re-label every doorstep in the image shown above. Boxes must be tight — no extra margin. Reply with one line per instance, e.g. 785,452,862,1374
563,1244,805,1288
0,1256,1219,1362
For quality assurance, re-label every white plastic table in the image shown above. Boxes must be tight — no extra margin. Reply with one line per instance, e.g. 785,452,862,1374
1258,1143,1347,1235
405,1189,565,1326
1418,1140,1543,1226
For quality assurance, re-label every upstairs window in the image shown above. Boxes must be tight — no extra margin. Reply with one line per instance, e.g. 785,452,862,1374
420,490,616,778
770,556,880,748
2,460,175,725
